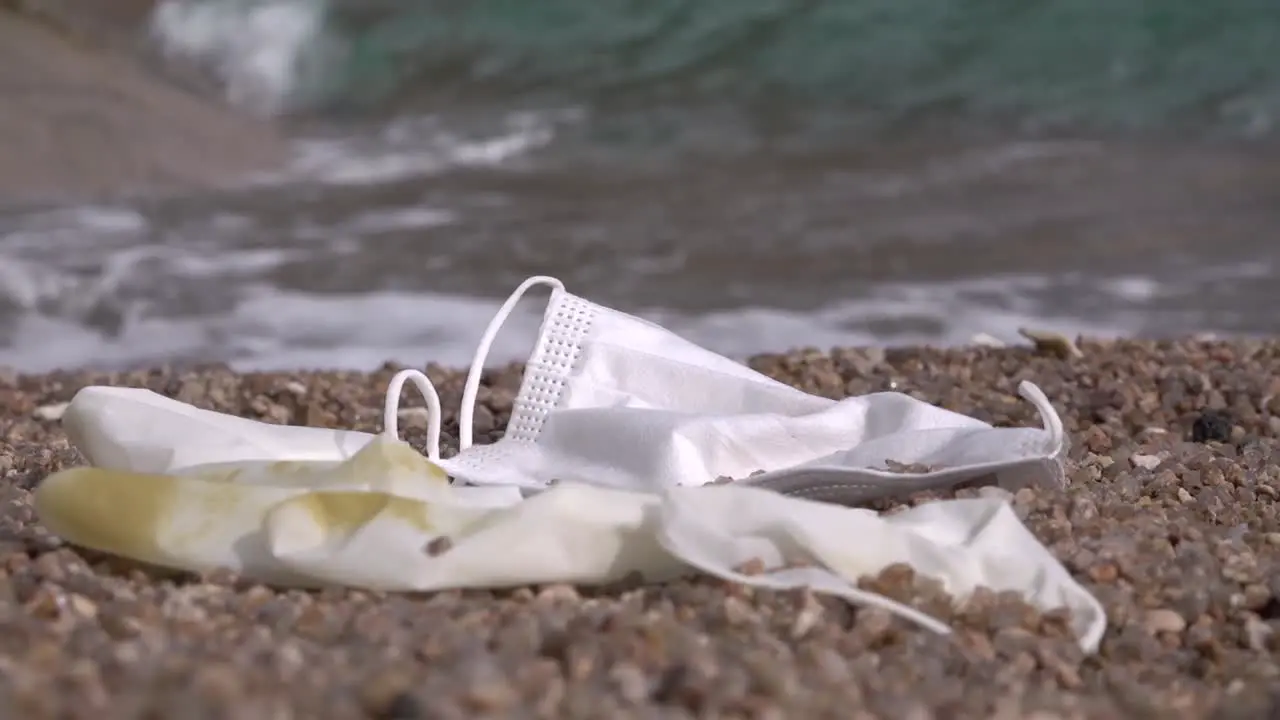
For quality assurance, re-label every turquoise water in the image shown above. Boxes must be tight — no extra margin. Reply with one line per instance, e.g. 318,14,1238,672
313,0,1280,137
3,0,1279,372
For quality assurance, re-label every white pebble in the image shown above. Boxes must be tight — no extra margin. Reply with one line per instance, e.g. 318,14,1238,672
396,407,432,428
33,402,69,421
969,333,1006,348
978,486,1014,501
1143,608,1186,634
1130,454,1162,471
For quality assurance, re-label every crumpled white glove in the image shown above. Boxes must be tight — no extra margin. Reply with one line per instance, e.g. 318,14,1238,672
36,430,1105,653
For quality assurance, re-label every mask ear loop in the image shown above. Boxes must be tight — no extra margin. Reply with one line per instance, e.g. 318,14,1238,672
459,275,565,451
1018,380,1070,487
1017,380,1065,456
383,369,443,461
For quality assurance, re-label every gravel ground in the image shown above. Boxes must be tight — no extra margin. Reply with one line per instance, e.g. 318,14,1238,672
2,339,1280,719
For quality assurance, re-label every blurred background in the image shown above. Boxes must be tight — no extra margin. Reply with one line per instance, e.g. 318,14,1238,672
1,0,1278,372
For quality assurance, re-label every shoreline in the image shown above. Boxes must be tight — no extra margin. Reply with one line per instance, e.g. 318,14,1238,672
2,338,1279,717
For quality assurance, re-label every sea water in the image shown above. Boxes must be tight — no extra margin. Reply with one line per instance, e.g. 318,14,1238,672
0,0,1277,372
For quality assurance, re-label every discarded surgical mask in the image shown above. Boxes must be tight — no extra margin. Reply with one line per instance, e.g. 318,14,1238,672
39,276,1103,651
412,275,1069,505
35,434,1107,653
60,275,1067,505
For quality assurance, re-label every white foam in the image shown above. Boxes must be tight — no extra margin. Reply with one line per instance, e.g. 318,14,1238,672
340,208,456,235
0,257,83,311
0,312,212,373
1102,275,1162,302
221,285,1140,371
0,206,148,253
150,0,328,115
646,278,1140,360
33,206,148,235
0,285,525,373
270,112,565,187
149,1,576,187
0,273,1144,374
0,200,1263,374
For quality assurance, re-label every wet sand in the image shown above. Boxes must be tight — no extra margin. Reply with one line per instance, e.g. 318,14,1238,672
1,339,1279,718
0,2,286,206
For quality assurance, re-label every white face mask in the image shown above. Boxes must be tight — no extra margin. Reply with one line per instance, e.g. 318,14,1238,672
41,274,1103,653
378,276,1068,504
63,275,1064,506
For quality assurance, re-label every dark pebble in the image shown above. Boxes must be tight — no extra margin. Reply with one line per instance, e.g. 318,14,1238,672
1192,409,1234,443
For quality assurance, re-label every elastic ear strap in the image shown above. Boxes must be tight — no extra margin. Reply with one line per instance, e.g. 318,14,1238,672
459,276,565,451
1017,381,1064,455
383,369,443,460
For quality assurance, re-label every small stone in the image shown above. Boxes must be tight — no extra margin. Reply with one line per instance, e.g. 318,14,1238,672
536,584,580,603
200,567,243,587
1017,328,1083,359
1243,584,1271,610
1088,563,1119,583
1083,425,1112,453
284,380,308,397
470,404,497,436
1144,608,1187,635
856,608,896,642
424,536,453,557
378,692,425,719
193,664,245,702
1191,410,1232,443
978,486,1013,501
1177,488,1194,503
250,397,291,424
842,347,886,377
1244,615,1273,651
789,597,823,639
33,402,69,421
396,407,432,429
1130,453,1162,471
609,663,651,704
462,678,516,712
98,608,143,639
361,672,420,719
723,596,754,625
66,593,98,619
24,586,62,619
885,459,933,473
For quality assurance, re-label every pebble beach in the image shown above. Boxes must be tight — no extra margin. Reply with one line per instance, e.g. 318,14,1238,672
2,339,1280,718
